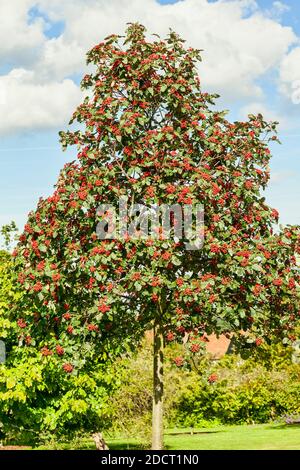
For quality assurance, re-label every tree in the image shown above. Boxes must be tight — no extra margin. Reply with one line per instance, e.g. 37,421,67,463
13,24,300,449
0,227,21,345
0,222,18,252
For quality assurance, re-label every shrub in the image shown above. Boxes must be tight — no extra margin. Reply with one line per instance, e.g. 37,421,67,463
172,347,300,427
107,340,300,434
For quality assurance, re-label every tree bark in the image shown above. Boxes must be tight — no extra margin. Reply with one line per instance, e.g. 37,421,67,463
92,432,109,450
152,321,164,450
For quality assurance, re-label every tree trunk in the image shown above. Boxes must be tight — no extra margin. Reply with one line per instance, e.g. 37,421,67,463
92,432,109,450
152,321,164,450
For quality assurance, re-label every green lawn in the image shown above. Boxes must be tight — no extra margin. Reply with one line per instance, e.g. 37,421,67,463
35,423,300,450
107,424,300,450
164,424,300,450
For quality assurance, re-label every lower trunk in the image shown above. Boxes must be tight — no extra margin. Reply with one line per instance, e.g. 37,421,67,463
92,432,109,450
152,322,164,450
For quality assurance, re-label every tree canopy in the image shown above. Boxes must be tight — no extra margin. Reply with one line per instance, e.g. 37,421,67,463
11,23,300,448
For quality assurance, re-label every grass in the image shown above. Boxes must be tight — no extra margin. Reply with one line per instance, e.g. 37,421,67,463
163,423,300,450
35,423,300,450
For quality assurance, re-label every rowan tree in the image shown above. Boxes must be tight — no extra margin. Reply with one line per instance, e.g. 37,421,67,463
13,24,300,449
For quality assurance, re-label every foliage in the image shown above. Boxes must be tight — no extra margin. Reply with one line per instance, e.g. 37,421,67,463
0,334,299,444
0,249,21,342
0,347,117,445
11,23,300,373
102,341,300,435
172,345,300,427
0,245,118,445
0,222,22,346
0,221,18,251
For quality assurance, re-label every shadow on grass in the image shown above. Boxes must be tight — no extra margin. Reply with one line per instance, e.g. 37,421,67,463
166,430,222,436
108,443,147,450
265,423,300,431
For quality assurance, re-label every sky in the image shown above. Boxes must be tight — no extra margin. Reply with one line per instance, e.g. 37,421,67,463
0,0,299,233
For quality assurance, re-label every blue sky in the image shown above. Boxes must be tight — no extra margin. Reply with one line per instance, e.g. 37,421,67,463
0,0,299,233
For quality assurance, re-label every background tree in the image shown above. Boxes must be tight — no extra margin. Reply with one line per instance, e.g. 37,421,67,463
0,221,18,251
13,24,300,449
0,347,117,446
0,222,21,347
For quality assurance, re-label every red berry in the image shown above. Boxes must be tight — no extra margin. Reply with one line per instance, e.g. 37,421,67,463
166,332,175,342
56,345,65,356
63,363,73,373
41,347,53,356
190,343,200,353
174,356,184,367
208,373,218,383
17,318,27,329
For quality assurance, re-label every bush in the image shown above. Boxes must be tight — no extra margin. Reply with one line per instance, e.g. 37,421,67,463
108,340,300,434
0,250,20,342
0,348,117,445
172,347,300,427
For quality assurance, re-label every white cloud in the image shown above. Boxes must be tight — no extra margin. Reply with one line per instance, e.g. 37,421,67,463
0,0,299,134
0,0,46,66
279,47,300,102
36,36,85,81
280,47,300,83
271,1,290,15
35,0,296,98
0,69,82,135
